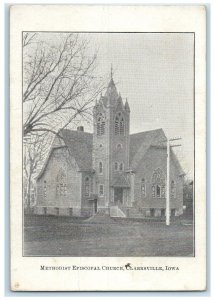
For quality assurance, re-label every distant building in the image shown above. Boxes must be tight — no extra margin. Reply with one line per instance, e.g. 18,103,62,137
35,75,185,218
183,181,193,219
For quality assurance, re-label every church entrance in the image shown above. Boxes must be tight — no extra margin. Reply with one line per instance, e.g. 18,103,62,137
94,199,98,214
114,188,123,204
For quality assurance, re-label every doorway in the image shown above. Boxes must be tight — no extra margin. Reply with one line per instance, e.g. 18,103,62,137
114,188,123,204
94,199,98,214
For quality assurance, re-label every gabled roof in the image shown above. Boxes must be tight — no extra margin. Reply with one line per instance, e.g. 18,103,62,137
129,128,166,170
61,129,93,171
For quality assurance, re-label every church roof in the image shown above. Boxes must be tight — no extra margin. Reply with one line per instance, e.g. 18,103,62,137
129,128,167,170
37,127,184,180
61,129,93,171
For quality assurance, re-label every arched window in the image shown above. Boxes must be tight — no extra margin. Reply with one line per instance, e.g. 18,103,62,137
119,162,124,171
97,113,105,136
152,169,165,198
141,178,146,197
85,177,90,197
116,143,122,150
115,113,124,135
114,162,118,171
99,162,103,174
171,180,176,199
119,117,124,135
56,170,67,197
115,116,119,135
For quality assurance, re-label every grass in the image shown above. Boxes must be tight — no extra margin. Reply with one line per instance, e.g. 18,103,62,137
24,215,194,257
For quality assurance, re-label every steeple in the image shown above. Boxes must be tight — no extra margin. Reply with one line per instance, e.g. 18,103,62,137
104,65,118,104
125,98,130,112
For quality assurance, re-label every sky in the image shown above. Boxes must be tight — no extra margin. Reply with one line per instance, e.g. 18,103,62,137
26,32,194,177
85,33,194,177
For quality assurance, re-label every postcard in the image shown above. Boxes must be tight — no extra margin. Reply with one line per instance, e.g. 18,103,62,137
10,5,206,291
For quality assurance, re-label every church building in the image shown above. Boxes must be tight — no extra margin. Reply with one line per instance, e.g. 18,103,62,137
35,75,185,219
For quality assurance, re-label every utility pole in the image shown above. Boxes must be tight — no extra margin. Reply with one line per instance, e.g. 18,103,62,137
166,137,182,226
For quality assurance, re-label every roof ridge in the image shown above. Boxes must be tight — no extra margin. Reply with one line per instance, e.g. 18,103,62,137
130,128,163,136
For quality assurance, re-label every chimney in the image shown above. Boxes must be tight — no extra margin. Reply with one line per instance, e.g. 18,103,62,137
77,126,84,132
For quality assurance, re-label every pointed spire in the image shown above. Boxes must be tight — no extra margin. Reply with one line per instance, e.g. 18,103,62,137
125,98,130,112
111,64,113,80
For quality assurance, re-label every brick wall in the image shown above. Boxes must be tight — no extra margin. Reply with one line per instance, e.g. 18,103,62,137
133,146,183,213
36,147,81,210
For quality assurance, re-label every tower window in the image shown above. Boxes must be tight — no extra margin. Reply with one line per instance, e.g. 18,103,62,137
85,177,90,197
99,184,104,196
114,162,118,171
97,113,105,136
99,162,103,174
115,113,124,136
119,162,124,171
116,143,122,150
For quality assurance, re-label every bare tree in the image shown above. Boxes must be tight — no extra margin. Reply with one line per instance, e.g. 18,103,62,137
23,32,104,137
23,133,52,210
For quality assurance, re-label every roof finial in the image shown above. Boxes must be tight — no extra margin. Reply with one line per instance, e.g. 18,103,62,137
111,64,113,79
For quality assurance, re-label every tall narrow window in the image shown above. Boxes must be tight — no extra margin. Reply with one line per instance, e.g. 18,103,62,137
119,162,124,171
115,116,119,135
85,177,90,197
152,169,165,198
99,162,103,174
141,178,146,197
97,113,105,136
115,113,124,135
114,162,118,171
99,184,104,196
56,169,67,197
119,118,124,135
44,180,47,198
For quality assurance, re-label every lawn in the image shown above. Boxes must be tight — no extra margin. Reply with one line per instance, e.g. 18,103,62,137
24,215,194,257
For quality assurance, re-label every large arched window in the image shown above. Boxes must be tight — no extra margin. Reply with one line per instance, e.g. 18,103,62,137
97,113,105,136
115,113,124,135
85,177,90,196
56,169,67,197
152,168,165,198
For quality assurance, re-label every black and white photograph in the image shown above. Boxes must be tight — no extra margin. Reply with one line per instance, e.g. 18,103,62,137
9,5,206,292
23,31,194,257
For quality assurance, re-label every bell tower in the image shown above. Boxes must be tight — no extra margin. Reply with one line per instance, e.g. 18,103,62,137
92,69,130,212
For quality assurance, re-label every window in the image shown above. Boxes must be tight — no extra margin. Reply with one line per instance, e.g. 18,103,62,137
152,168,166,198
44,180,47,198
119,162,124,171
116,143,122,150
156,185,161,198
99,184,104,196
85,177,90,196
171,180,176,199
141,178,146,197
119,118,124,135
152,185,156,198
115,113,124,135
97,113,105,136
99,162,103,174
56,170,67,197
114,162,118,171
